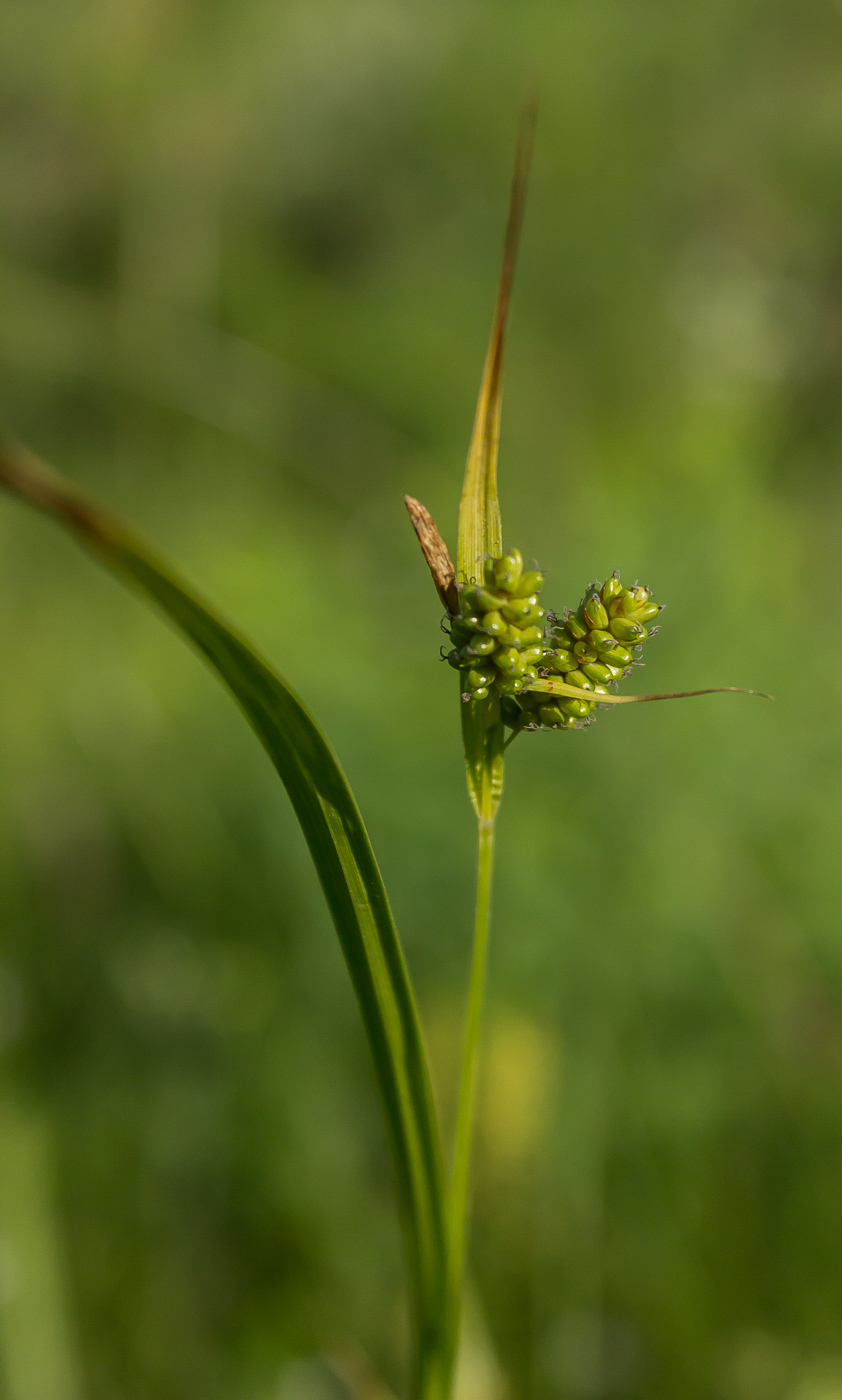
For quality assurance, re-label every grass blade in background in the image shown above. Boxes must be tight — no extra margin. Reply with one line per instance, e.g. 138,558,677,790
0,442,450,1400
0,1093,82,1400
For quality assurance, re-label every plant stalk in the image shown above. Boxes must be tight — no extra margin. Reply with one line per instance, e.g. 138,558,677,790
444,805,497,1389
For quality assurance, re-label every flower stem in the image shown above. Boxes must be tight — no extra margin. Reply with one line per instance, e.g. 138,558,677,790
445,811,496,1385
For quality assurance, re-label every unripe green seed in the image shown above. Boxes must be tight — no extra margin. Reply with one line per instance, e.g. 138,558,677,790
609,643,633,667
538,705,565,727
446,649,465,670
495,647,521,675
603,662,625,681
610,617,646,644
583,594,609,630
509,624,541,649
553,650,576,672
465,635,496,656
601,572,623,604
512,627,546,646
471,686,489,700
483,611,507,637
582,661,614,685
574,639,598,663
497,675,525,695
494,548,523,591
468,668,496,690
459,613,484,633
514,569,545,597
524,603,545,624
501,595,540,622
611,589,651,620
564,611,588,641
521,645,544,666
464,585,505,613
559,697,591,719
625,600,659,624
565,670,594,691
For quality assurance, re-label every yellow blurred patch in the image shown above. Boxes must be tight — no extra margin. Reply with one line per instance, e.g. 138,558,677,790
478,1011,559,1178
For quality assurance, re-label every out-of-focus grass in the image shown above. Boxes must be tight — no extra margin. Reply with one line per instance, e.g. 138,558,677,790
3,1,842,1397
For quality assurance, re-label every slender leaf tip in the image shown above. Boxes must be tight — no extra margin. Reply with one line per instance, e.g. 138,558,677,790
457,96,537,582
527,679,773,705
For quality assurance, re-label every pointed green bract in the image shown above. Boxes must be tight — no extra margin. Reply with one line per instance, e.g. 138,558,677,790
527,679,770,704
457,107,535,589
0,444,450,1400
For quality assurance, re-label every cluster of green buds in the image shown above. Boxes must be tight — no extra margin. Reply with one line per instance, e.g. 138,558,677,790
446,548,546,701
517,572,662,730
445,553,663,732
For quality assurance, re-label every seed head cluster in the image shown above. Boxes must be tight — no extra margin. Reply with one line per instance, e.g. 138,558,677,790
447,549,547,701
446,550,662,731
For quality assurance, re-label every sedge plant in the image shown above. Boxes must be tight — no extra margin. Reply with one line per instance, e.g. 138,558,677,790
0,110,766,1400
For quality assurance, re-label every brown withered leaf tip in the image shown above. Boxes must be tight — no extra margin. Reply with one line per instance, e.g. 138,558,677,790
0,440,105,542
403,495,459,616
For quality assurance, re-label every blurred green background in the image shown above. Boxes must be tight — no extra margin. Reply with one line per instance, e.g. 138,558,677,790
2,1,842,1397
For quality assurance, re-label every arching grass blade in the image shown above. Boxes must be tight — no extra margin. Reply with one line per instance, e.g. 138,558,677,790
0,441,450,1400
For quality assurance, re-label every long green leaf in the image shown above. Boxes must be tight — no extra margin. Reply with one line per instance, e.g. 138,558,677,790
0,442,449,1400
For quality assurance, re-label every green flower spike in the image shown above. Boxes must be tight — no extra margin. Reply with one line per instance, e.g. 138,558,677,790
446,547,546,702
514,571,664,731
443,561,662,732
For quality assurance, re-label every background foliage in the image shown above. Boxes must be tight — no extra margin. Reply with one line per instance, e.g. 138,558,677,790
2,2,842,1398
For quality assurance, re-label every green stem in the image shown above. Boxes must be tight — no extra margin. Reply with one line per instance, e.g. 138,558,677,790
415,1329,452,1400
444,811,496,1387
